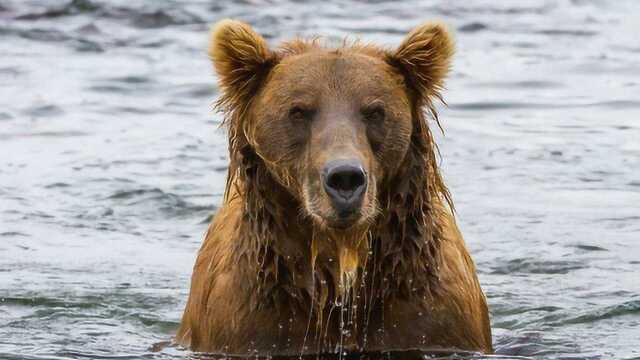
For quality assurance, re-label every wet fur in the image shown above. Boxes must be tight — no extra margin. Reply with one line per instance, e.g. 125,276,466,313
177,19,492,356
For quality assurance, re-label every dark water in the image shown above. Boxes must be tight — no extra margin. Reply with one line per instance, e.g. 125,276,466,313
1,0,639,359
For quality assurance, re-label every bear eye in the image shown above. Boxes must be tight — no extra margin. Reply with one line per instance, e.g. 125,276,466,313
362,103,385,123
289,106,314,122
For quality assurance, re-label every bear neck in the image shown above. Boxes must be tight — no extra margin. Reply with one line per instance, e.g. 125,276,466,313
233,160,445,312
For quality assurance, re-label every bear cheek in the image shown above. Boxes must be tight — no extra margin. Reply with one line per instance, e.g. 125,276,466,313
251,114,286,161
251,119,306,190
382,117,413,178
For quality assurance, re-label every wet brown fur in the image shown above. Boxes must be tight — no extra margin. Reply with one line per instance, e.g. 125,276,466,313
177,19,492,357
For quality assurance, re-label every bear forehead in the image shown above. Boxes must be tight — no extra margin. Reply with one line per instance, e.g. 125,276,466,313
266,50,406,97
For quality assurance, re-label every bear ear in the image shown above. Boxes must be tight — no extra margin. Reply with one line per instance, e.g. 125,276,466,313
209,19,273,107
389,22,455,100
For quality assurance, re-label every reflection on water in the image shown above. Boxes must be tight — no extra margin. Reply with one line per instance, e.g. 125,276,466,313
1,0,639,359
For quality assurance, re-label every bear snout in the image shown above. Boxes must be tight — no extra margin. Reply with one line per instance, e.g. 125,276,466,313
322,159,367,219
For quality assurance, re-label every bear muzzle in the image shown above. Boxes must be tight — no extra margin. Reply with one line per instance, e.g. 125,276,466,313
322,159,367,225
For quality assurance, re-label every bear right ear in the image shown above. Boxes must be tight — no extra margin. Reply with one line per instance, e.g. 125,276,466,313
209,19,274,110
388,22,454,102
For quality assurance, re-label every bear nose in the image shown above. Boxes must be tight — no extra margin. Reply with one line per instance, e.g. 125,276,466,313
322,160,367,215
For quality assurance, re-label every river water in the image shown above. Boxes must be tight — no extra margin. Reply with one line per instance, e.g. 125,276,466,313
1,0,639,359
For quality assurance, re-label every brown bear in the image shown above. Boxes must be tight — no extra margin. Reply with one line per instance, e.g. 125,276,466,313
176,19,492,358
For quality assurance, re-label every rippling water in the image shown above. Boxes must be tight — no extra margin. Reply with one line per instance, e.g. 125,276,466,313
1,0,639,359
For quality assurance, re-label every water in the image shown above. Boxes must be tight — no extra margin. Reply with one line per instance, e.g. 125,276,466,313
1,0,639,359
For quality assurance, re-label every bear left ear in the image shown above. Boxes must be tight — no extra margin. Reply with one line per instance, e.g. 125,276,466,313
388,22,455,100
209,19,274,108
